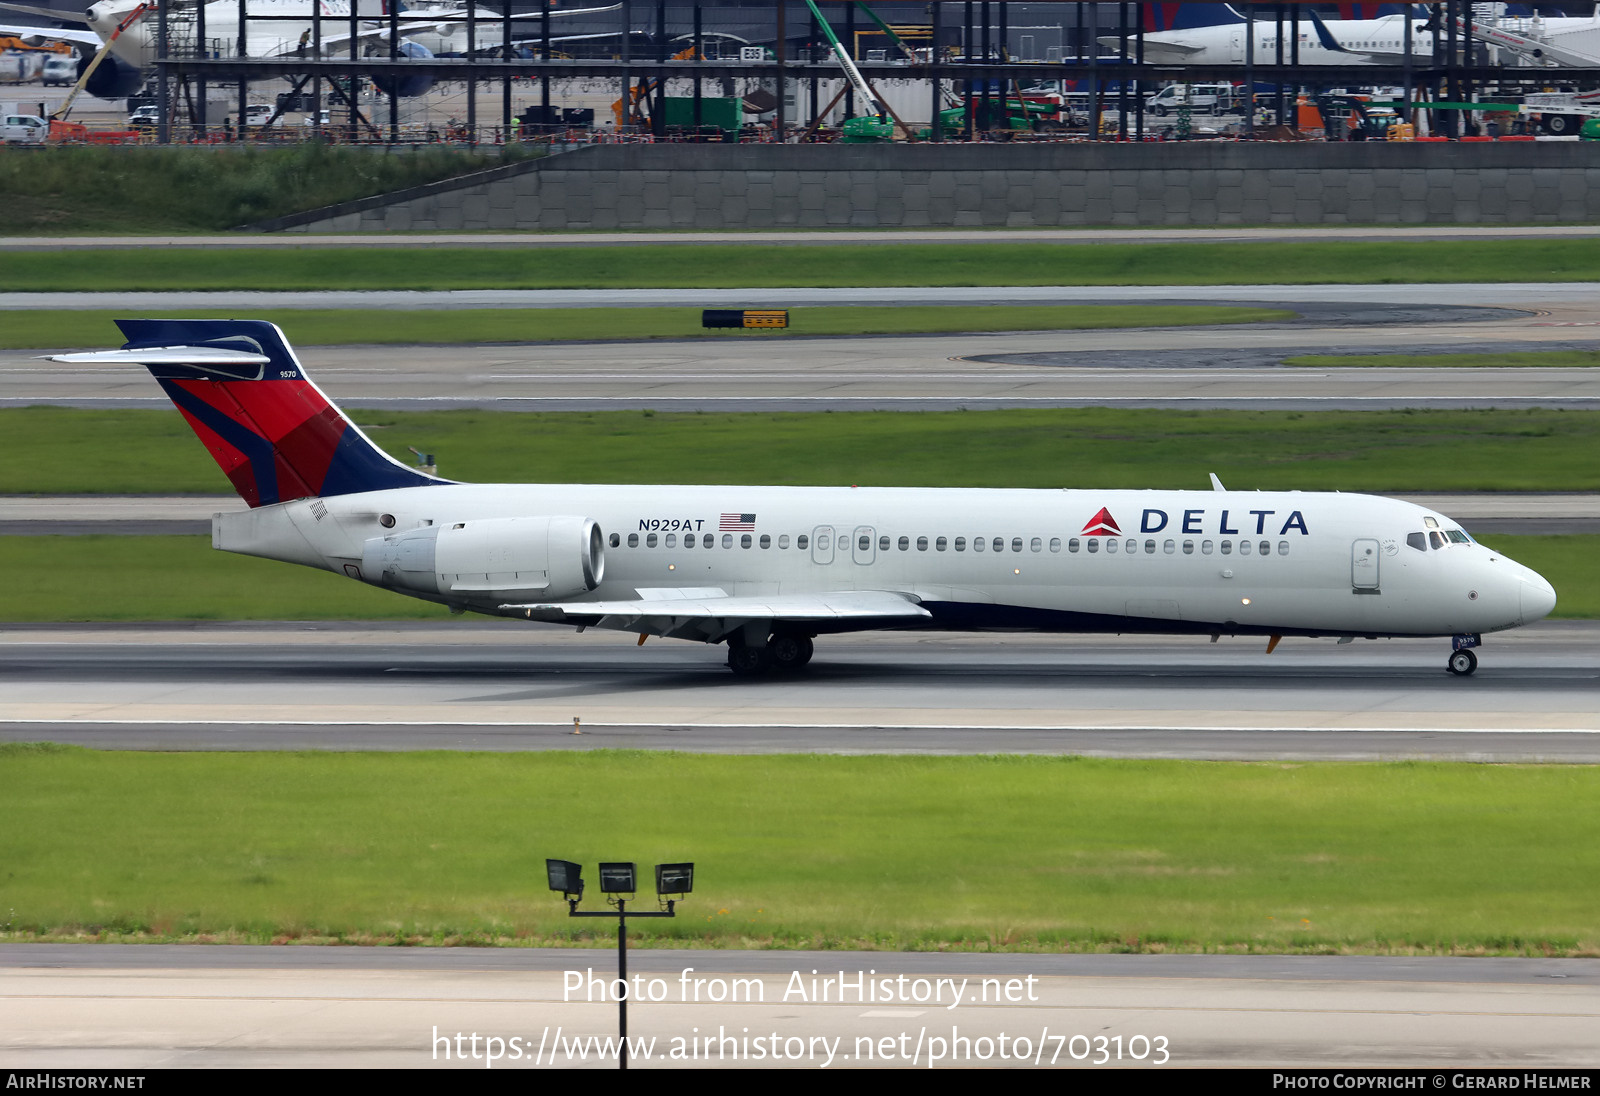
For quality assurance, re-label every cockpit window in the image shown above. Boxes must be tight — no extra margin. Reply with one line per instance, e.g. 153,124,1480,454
1446,530,1471,544
1423,517,1439,529
1428,531,1446,550
1406,532,1426,552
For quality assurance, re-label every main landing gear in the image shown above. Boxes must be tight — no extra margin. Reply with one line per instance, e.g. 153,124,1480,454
1446,634,1482,676
727,632,814,676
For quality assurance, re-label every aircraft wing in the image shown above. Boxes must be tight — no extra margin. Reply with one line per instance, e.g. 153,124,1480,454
0,12,101,50
503,588,931,627
1097,35,1205,61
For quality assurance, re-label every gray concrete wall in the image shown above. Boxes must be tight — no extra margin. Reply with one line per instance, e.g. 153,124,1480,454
271,142,1600,231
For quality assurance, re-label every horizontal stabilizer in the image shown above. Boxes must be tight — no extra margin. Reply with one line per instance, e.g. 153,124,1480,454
50,347,272,369
503,589,931,622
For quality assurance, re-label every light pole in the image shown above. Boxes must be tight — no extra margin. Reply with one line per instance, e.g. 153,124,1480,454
547,859,693,1070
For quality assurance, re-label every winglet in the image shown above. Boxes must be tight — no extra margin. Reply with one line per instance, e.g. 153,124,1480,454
1210,473,1227,492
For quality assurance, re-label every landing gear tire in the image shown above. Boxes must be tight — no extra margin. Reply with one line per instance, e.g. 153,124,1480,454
727,643,773,676
1447,649,1478,676
1542,114,1579,136
769,633,814,672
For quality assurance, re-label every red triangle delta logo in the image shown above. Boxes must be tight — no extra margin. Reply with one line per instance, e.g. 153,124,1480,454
1081,507,1122,536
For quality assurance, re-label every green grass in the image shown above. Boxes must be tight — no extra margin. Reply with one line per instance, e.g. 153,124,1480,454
3,749,1598,952
5,407,1599,495
3,533,1591,621
7,239,1600,290
2,305,1294,351
0,144,535,233
1286,351,1600,368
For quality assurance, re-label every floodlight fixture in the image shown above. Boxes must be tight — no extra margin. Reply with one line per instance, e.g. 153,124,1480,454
546,859,584,899
599,862,637,894
655,862,694,896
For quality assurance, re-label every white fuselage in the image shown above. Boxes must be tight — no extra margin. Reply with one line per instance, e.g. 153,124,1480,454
215,482,1556,642
1127,13,1600,67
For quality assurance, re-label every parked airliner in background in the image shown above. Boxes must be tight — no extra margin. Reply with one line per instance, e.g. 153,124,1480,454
53,320,1557,677
1115,2,1600,67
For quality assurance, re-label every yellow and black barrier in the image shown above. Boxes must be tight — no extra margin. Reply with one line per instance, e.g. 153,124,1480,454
702,309,789,329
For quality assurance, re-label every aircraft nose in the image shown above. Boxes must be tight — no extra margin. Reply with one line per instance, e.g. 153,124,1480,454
1519,574,1557,624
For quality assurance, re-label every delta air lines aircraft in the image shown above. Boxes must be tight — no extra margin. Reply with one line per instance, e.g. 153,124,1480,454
55,320,1558,677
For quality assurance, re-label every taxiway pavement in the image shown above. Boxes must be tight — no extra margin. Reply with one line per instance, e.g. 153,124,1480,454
3,946,1597,1069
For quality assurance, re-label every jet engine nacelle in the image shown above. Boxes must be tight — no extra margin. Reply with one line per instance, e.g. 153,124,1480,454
82,53,144,99
362,515,605,602
370,40,435,98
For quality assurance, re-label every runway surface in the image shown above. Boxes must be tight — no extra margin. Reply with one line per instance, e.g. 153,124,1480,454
3,623,1596,759
3,945,1597,1069
7,283,1599,412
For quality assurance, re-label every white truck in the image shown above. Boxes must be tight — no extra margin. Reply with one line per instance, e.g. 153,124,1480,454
1,112,49,144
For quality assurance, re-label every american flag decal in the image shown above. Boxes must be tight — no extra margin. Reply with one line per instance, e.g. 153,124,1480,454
720,513,756,531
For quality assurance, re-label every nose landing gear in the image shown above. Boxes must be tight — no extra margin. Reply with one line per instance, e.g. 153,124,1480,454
1446,634,1482,676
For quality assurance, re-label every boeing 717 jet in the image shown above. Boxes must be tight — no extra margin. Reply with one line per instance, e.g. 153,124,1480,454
53,320,1557,677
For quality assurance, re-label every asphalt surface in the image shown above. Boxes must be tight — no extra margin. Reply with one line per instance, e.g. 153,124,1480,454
5,946,1597,1069
4,623,1595,759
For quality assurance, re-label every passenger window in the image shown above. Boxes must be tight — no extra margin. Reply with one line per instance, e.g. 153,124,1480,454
859,535,870,551
1106,539,1118,554
955,537,966,552
992,538,1003,553
936,536,948,551
1011,538,1023,553
1030,537,1041,552
917,536,929,551
1201,540,1213,555
723,534,734,548
1124,539,1135,554
609,533,620,548
1406,532,1426,552
898,536,910,551
975,537,987,553
797,534,808,550
779,535,790,549
1183,540,1194,555
1239,540,1252,556
1068,538,1080,553
1050,538,1061,553
627,533,639,548
1220,541,1231,555
1277,541,1289,555
759,534,770,549
1087,538,1100,554
1259,540,1270,556
646,533,658,547
1143,540,1155,554
879,535,889,551
837,535,849,551
1163,540,1175,555
666,533,677,548
742,534,753,549
684,534,696,549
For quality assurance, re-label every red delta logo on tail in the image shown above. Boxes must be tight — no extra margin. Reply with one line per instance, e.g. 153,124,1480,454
1081,507,1122,537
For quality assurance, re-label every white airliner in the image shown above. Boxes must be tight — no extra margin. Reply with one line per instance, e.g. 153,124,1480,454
53,319,1557,677
1113,3,1600,67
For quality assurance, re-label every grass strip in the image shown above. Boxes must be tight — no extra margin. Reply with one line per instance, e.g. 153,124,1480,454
3,534,1592,621
4,407,1599,495
7,239,1600,291
1,145,535,234
3,748,1598,953
0,305,1293,351
1286,351,1600,369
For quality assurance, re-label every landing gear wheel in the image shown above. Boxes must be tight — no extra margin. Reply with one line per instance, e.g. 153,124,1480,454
769,633,814,672
727,643,773,676
1447,649,1478,676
